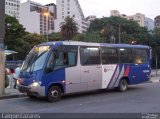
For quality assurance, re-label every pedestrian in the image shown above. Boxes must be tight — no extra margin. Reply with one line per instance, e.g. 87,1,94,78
13,67,21,89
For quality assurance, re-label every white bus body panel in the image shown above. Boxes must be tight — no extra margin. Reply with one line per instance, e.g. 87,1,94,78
65,66,87,94
102,65,117,89
81,65,102,91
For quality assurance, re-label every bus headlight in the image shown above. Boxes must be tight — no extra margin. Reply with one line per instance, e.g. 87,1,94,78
17,80,20,85
30,82,41,87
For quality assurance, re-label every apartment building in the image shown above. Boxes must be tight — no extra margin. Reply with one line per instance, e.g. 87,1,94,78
144,17,154,31
20,1,55,35
54,0,89,33
86,15,97,23
111,10,145,27
5,0,20,20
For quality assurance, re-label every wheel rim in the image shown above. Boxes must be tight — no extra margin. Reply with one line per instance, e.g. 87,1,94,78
50,90,59,98
121,81,127,91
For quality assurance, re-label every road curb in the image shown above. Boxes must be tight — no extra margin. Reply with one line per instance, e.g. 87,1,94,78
0,93,26,100
150,80,160,83
148,79,160,83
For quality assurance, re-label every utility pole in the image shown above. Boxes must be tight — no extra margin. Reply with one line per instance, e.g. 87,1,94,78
0,0,5,96
118,24,121,44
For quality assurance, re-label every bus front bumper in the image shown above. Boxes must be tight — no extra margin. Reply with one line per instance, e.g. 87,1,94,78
17,84,45,97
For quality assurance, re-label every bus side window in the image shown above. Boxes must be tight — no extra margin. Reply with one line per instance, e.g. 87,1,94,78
54,46,78,70
119,48,133,64
133,49,148,64
80,47,101,65
101,47,118,64
46,52,54,73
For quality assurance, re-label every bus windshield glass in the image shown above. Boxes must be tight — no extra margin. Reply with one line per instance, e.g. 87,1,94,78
21,46,51,72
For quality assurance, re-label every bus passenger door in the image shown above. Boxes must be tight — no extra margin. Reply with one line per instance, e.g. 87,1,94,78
80,47,102,91
44,46,81,94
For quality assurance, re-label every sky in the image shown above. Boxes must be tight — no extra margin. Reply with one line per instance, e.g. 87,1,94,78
21,0,160,20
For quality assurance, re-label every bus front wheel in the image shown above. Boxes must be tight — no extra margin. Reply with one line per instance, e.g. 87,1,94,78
118,79,128,92
48,86,62,102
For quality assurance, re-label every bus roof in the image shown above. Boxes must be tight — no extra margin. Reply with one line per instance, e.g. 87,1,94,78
38,41,150,49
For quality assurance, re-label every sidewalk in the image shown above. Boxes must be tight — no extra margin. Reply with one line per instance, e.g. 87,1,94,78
150,69,160,83
150,75,160,83
0,88,26,100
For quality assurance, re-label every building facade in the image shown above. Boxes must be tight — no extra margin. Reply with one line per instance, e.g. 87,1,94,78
5,0,20,20
110,10,145,27
54,0,89,33
144,17,154,31
86,15,97,23
155,15,160,28
20,1,55,35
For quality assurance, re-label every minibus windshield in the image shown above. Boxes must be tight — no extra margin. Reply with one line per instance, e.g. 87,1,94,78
21,46,51,72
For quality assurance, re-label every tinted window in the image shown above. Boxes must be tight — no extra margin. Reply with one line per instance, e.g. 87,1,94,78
101,47,118,64
80,47,101,65
133,49,148,64
47,46,78,70
119,48,133,63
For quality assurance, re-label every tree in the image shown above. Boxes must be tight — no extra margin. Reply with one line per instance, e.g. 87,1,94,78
15,33,46,60
72,31,104,43
5,15,46,60
88,16,151,44
48,32,62,41
5,15,26,50
60,16,79,40
151,28,160,69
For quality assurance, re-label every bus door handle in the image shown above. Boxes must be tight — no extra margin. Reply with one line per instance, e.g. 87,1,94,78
84,70,90,73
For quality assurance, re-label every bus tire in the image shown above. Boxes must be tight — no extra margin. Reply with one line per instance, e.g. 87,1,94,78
118,79,128,92
48,86,62,102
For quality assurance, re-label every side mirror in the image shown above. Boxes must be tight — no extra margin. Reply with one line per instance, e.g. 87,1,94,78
45,67,53,74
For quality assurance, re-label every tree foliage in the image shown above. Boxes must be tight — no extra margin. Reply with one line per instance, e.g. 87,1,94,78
60,16,79,40
73,31,104,43
14,33,46,60
5,15,46,60
88,16,152,44
5,15,26,50
49,32,62,41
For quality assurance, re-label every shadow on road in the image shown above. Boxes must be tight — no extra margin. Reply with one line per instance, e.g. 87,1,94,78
24,85,145,103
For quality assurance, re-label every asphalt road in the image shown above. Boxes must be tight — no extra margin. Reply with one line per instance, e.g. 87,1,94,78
0,83,160,113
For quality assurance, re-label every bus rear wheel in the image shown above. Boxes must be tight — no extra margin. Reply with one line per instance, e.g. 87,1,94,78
48,86,62,102
118,79,128,92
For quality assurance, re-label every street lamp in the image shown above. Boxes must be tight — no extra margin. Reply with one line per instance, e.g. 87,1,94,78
44,12,50,42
